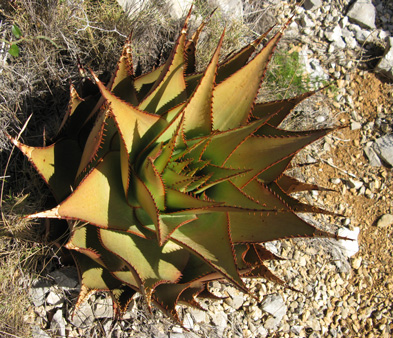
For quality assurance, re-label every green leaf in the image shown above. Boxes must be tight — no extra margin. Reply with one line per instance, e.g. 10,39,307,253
227,129,330,188
28,152,148,237
99,229,189,303
253,91,315,127
182,30,224,138
10,137,81,202
8,44,19,57
229,209,331,244
11,24,22,38
138,15,189,115
212,30,283,131
171,212,246,292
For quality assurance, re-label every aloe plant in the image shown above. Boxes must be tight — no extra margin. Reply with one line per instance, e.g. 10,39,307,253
9,10,337,321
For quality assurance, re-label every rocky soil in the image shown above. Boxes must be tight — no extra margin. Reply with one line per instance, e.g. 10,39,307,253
15,0,393,337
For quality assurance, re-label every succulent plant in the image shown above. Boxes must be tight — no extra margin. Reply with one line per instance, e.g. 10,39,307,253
9,9,338,321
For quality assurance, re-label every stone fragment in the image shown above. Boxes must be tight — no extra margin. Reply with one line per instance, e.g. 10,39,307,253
364,144,382,166
224,286,244,310
375,37,393,81
324,26,343,43
351,256,362,269
49,267,78,289
188,308,208,324
210,311,228,336
351,121,362,130
32,326,51,338
303,0,322,10
29,279,51,307
347,0,376,29
373,134,393,166
46,290,63,306
376,214,393,228
71,302,94,328
347,178,363,190
261,293,287,321
355,29,372,44
93,297,114,318
50,308,66,338
336,227,360,257
330,178,341,184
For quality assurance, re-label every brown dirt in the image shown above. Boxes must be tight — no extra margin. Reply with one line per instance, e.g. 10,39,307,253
307,73,393,336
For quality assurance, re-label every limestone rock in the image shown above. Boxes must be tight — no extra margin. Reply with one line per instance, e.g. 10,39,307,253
375,37,393,81
373,134,393,166
347,0,376,29
376,214,393,228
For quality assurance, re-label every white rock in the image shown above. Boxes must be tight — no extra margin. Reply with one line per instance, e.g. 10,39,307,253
50,308,67,338
352,256,362,269
94,297,114,318
213,0,243,19
29,279,51,307
351,121,362,130
336,227,360,257
300,14,314,28
330,178,341,184
355,29,372,44
375,37,393,81
46,291,63,306
49,268,78,289
347,178,363,190
188,308,208,323
210,311,228,336
71,302,94,328
324,26,342,42
183,313,194,330
376,214,393,228
364,144,382,166
261,294,287,320
373,133,393,166
347,0,376,29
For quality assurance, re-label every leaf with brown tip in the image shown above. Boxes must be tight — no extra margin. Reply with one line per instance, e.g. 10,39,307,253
10,137,81,202
170,212,247,293
182,30,224,138
212,29,283,131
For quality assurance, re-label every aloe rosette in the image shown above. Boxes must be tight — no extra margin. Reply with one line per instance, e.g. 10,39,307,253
10,10,337,320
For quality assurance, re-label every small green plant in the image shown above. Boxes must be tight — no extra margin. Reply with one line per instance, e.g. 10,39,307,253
1,23,59,57
9,9,337,322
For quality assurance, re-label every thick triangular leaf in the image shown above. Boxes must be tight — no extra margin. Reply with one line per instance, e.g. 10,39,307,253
99,229,188,303
10,137,81,202
227,129,330,187
170,212,246,292
111,285,138,317
276,174,331,194
28,152,147,237
229,210,333,243
205,180,265,210
253,91,315,127
182,30,224,138
269,181,334,215
212,30,283,131
134,65,164,92
202,118,270,166
165,188,221,211
137,13,190,114
92,71,164,194
215,26,273,84
152,283,190,321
